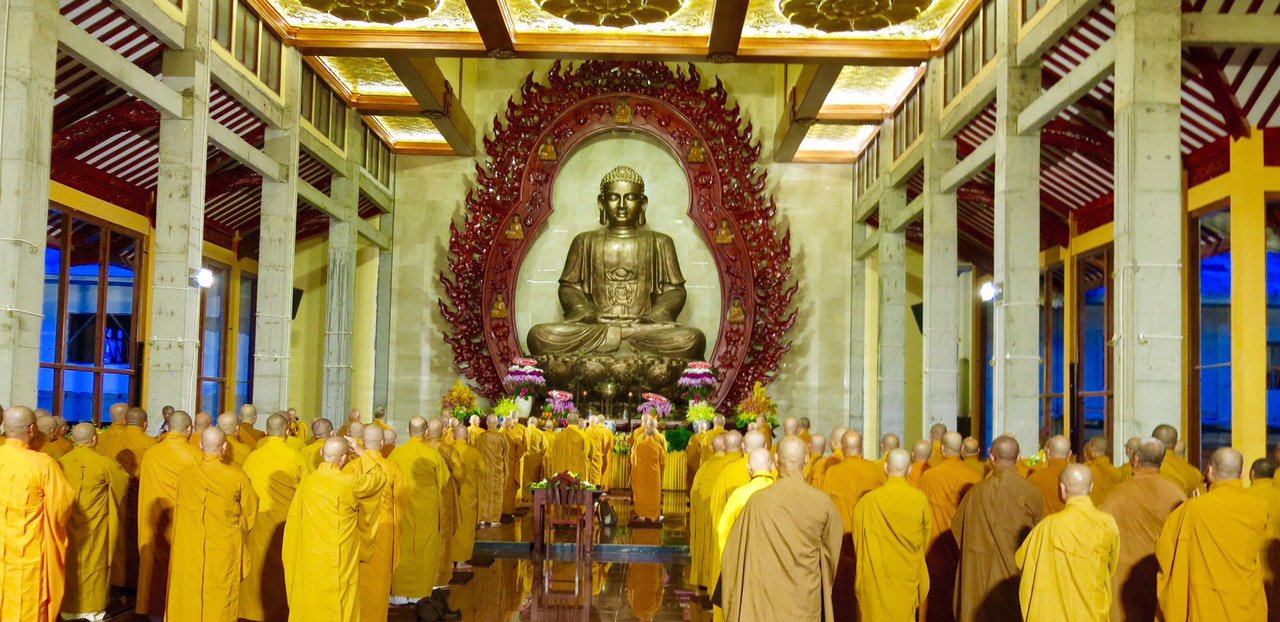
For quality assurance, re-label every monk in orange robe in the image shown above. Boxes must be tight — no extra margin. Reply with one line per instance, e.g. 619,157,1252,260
632,423,667,521
1157,447,1269,620
301,418,334,470
952,435,1043,622
475,415,508,525
927,422,947,467
1083,436,1123,505
1116,436,1141,481
216,413,253,467
1247,458,1280,619
804,434,828,481
808,426,847,489
238,404,265,447
96,405,155,590
189,412,213,450
59,423,129,621
908,439,932,488
960,437,987,477
136,411,201,617
239,414,312,621
99,402,129,439
919,431,981,622
545,413,593,479
627,528,666,620
166,427,259,621
0,406,73,622
1028,435,1072,515
820,430,887,621
501,416,525,515
37,415,71,460
1153,424,1204,496
1098,437,1186,622
873,433,901,467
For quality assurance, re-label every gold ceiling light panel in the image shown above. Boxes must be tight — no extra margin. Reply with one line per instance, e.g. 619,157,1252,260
296,0,440,24
825,65,921,106
318,57,411,97
779,0,933,32
797,123,877,156
536,0,685,27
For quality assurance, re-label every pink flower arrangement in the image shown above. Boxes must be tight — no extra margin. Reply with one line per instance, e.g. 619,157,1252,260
503,357,546,399
543,389,578,417
636,392,673,419
677,361,718,403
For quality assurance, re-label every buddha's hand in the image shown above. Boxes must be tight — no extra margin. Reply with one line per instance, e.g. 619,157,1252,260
637,310,670,324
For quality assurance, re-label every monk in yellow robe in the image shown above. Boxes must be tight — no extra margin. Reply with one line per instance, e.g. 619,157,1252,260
1158,447,1270,621
700,415,727,464
1116,436,1141,481
754,416,774,449
1098,437,1186,622
348,425,409,621
475,415,507,524
1247,458,1280,619
284,408,313,451
803,434,828,481
721,437,841,622
631,425,667,521
1016,464,1119,621
426,418,462,586
873,432,901,467
337,408,363,437
215,413,253,467
381,428,398,458
1153,424,1205,496
240,414,313,621
821,431,888,622
927,422,947,467
1028,435,1072,515
522,418,547,499
136,411,201,617
798,417,812,444
690,433,731,590
907,439,931,488
99,402,129,438
466,415,483,443
97,406,156,590
389,416,453,604
1,406,74,622
960,436,987,477
501,416,525,515
853,448,931,622
707,431,766,595
919,431,981,622
59,423,128,621
686,421,707,490
37,415,70,460
952,436,1043,622
283,436,386,622
451,424,485,566
166,427,259,621
189,412,213,450
587,416,615,491
301,418,334,470
1083,436,1123,505
370,407,392,432
545,413,593,479
238,404,265,447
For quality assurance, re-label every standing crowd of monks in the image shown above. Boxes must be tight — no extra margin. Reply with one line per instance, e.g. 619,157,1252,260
0,400,639,622
694,415,1280,622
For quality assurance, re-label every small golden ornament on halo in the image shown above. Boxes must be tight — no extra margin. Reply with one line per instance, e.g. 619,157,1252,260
491,292,510,319
687,140,706,163
505,219,525,240
715,219,734,245
538,137,558,161
727,297,746,324
614,97,633,125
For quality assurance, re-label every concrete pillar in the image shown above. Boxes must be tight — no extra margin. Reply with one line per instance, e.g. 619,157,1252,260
849,220,867,434
878,128,908,441
991,0,1042,449
252,47,302,413
922,58,961,437
372,212,393,415
0,0,57,407
146,0,212,417
321,218,357,421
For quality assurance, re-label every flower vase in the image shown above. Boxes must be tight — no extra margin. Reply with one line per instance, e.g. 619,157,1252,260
515,395,533,419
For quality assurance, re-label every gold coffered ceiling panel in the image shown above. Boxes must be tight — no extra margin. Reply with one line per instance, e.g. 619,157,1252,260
263,0,478,30
506,0,713,36
825,64,921,107
745,0,967,40
318,57,411,97
796,123,876,159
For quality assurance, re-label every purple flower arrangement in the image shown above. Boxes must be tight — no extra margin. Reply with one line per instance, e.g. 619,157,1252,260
677,361,718,403
544,389,578,417
636,392,673,419
503,357,546,399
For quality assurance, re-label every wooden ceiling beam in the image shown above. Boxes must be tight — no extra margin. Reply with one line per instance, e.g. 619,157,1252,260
774,64,844,163
385,56,476,157
708,0,749,60
1186,47,1251,140
463,0,516,58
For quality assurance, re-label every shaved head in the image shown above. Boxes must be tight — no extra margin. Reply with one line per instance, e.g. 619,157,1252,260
1059,463,1093,500
1084,436,1110,461
911,439,932,462
829,427,848,449
70,423,97,446
486,415,499,428
2,406,35,440
216,413,240,435
841,431,864,457
347,409,361,424
169,411,192,436
747,448,774,476
941,431,963,456
1209,447,1243,482
1045,435,1071,459
36,415,57,437
312,418,334,439
809,434,827,455
427,418,444,440
713,415,726,428
408,416,428,437
453,424,469,441
1152,424,1178,450
108,403,127,424
1124,436,1141,460
383,428,397,448
880,433,900,454
239,404,258,423
989,436,1020,468
961,437,980,459
799,417,811,431
929,422,947,441
724,431,744,452
1252,458,1277,481
362,426,384,451
322,437,351,464
1134,437,1166,468
469,415,480,427
782,417,799,435
265,413,288,437
193,412,213,432
885,448,912,477
347,422,364,440
743,430,766,452
125,407,147,427
711,434,727,453
776,436,808,475
201,427,227,456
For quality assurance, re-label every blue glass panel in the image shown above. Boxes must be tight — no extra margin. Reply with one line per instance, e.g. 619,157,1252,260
101,373,132,418
37,367,56,413
62,369,95,424
201,268,227,379
201,381,223,417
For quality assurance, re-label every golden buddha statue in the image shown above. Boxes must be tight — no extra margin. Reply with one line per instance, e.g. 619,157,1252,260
527,165,706,360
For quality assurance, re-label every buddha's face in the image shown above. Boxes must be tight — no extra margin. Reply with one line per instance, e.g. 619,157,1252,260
599,180,646,228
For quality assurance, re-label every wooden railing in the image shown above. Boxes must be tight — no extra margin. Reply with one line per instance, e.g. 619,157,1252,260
944,0,997,104
212,0,282,93
300,64,347,150
853,134,882,203
362,123,395,189
893,82,924,160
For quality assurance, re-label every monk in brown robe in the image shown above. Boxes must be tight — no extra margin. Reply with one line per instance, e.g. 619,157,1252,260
1157,446,1269,620
1083,436,1123,505
908,439,932,488
1247,458,1280,620
918,431,981,622
1098,437,1185,622
1152,424,1204,496
475,415,507,525
820,431,887,621
952,435,1042,622
1028,435,1072,515
720,437,842,622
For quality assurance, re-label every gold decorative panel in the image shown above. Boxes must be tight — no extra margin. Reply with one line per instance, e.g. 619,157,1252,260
797,123,877,154
318,57,410,97
371,116,447,143
745,0,966,39
505,0,712,35
262,0,477,30
825,65,921,106
536,0,684,28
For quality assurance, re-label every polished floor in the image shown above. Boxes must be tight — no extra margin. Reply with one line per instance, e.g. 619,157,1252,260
103,490,702,621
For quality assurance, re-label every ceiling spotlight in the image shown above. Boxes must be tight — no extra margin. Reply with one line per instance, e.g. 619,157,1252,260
194,268,215,289
978,281,1001,302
